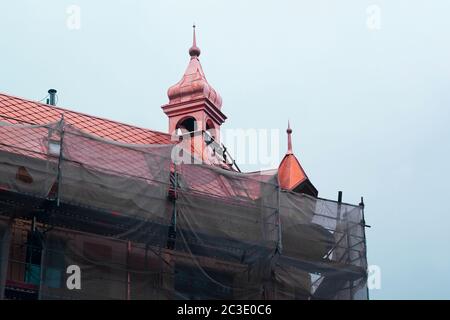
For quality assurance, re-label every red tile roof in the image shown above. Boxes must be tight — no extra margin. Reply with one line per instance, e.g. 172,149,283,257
0,93,172,145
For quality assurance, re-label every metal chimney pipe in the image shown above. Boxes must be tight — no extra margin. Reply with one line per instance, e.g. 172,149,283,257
48,89,57,106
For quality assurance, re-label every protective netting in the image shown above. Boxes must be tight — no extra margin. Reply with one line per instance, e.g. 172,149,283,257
0,121,368,300
0,122,59,198
277,193,367,299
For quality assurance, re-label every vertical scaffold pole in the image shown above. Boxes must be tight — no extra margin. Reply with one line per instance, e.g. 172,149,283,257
126,240,131,300
267,184,282,300
56,115,65,207
38,236,46,300
167,164,178,250
360,196,370,300
338,191,354,298
0,219,12,300
172,165,178,232
276,186,282,255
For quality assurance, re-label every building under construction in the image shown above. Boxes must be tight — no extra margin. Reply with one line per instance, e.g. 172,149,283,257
0,27,368,300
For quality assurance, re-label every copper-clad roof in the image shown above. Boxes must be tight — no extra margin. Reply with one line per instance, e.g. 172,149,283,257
278,123,318,196
166,26,222,108
0,93,171,144
278,153,308,190
167,57,222,108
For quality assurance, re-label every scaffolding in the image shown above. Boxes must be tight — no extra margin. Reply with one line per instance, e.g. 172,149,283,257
0,120,368,300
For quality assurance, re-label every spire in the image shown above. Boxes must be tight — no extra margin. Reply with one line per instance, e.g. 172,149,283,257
193,24,197,47
277,120,318,196
163,24,226,139
166,24,222,109
189,24,201,58
287,121,293,154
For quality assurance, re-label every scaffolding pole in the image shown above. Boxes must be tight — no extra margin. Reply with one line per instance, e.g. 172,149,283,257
360,196,370,300
0,219,12,300
56,115,65,207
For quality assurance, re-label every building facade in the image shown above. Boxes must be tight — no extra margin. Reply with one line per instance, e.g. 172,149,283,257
0,28,368,300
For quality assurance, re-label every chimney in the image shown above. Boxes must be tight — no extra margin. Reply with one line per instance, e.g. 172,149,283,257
47,89,57,106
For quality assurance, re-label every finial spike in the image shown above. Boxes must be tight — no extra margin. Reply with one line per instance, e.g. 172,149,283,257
193,23,197,47
287,121,293,154
189,24,201,58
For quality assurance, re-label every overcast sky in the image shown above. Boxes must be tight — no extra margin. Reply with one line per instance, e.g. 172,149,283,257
1,0,450,299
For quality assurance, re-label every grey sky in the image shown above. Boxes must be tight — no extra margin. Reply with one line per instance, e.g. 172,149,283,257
1,0,449,299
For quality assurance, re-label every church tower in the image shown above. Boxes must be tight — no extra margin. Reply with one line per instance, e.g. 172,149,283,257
162,25,226,143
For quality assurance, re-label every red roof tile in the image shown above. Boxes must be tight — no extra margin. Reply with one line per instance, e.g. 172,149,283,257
0,93,172,145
